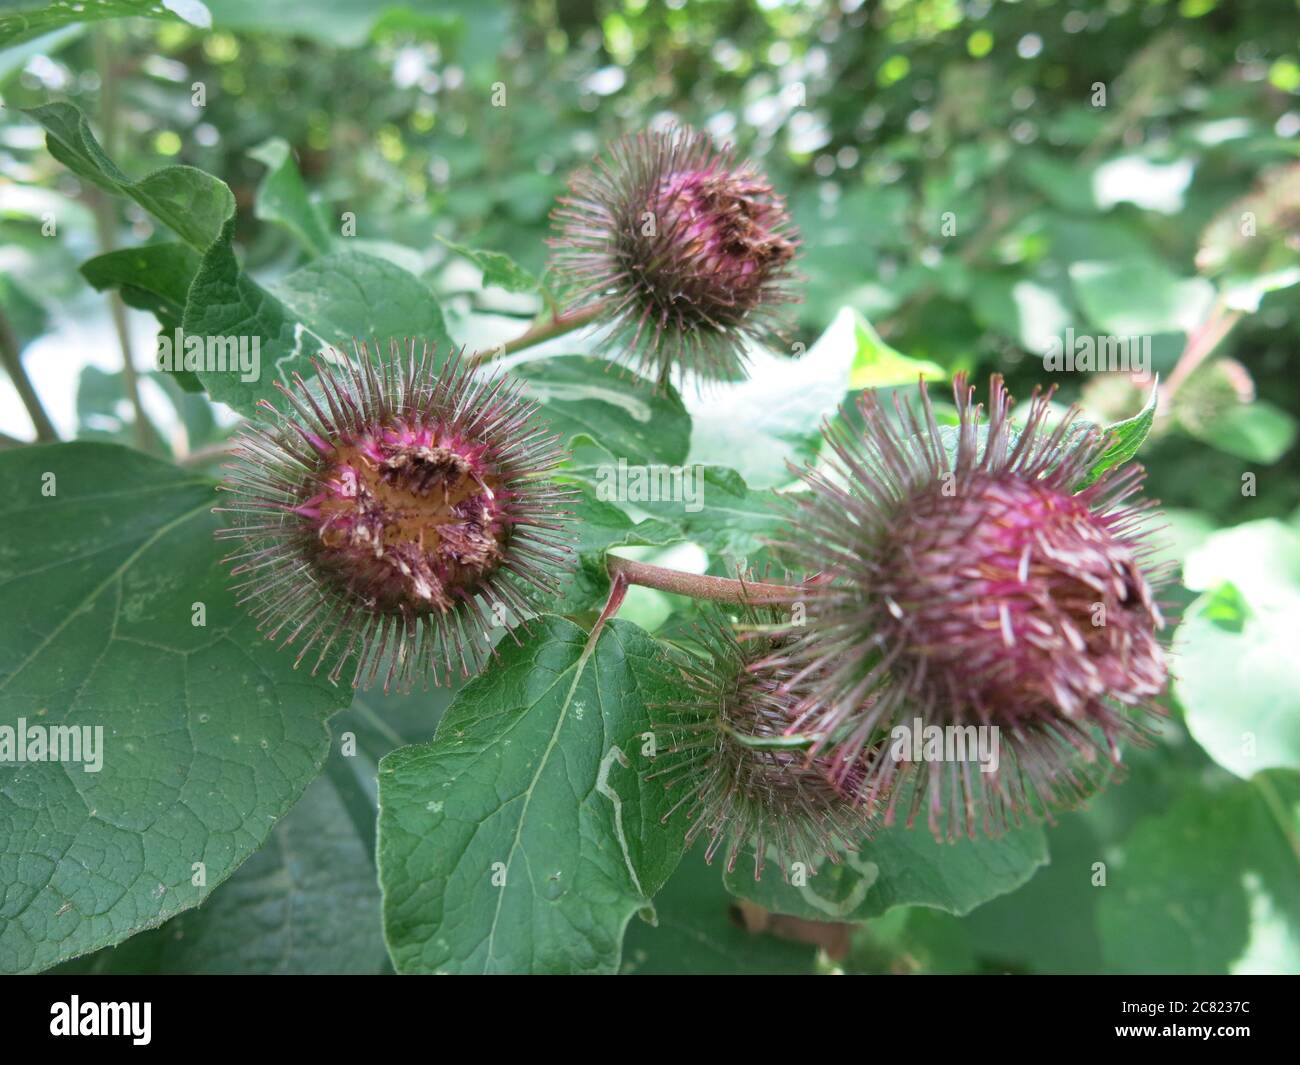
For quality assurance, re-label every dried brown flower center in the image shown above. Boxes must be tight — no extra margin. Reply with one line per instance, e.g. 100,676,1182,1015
312,440,507,613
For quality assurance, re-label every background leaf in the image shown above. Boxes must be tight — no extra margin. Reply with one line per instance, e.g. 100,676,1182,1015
248,137,332,257
1176,520,1300,778
1096,771,1300,974
512,355,691,468
622,851,819,974
722,815,1048,923
0,443,351,973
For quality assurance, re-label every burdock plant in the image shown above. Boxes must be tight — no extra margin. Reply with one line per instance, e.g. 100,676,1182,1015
764,375,1171,840
216,340,574,692
548,124,800,385
653,604,876,880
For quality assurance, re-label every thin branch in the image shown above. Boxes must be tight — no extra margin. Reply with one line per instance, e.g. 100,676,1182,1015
606,555,797,605
0,307,57,442
467,302,605,369
1164,298,1243,399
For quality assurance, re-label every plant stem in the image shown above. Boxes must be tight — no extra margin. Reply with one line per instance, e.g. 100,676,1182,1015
605,555,796,605
1164,298,1243,399
468,302,605,368
0,308,57,442
93,26,156,455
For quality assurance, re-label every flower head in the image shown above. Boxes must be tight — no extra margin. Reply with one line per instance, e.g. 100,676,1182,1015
768,375,1170,839
549,125,799,385
653,604,875,880
217,340,573,692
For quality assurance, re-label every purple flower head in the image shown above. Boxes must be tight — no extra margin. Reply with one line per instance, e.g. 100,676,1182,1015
549,125,799,385
216,340,574,692
653,604,875,881
767,374,1170,839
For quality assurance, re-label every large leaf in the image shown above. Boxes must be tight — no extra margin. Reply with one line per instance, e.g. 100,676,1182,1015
1176,520,1300,778
182,226,452,415
961,813,1106,973
685,306,860,488
377,615,691,974
0,443,351,973
53,685,454,975
52,772,386,975
81,243,205,391
1096,771,1300,974
1069,259,1214,337
722,818,1048,923
1183,399,1298,463
622,852,819,975
26,102,234,252
0,1,210,50
511,356,691,468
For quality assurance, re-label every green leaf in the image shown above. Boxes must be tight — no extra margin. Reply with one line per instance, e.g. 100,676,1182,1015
377,615,690,974
1096,771,1300,974
1183,398,1298,463
622,852,819,974
436,236,538,293
961,813,1106,973
1220,267,1300,314
182,227,452,415
539,482,683,616
267,251,453,352
54,684,454,975
80,244,204,392
512,355,691,467
606,464,783,559
968,275,1075,354
845,307,946,390
1183,517,1300,610
248,138,332,257
1175,520,1300,778
80,244,199,328
686,306,859,488
51,772,386,974
203,0,498,49
0,1,210,50
1076,377,1158,489
1069,259,1215,337
75,366,169,452
26,102,234,252
0,443,351,973
722,817,1048,923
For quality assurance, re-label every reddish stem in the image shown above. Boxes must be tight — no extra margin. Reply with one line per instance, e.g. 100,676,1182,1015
605,555,797,605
